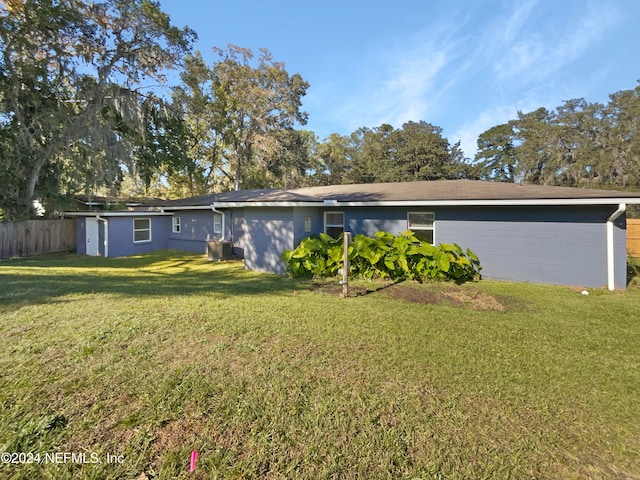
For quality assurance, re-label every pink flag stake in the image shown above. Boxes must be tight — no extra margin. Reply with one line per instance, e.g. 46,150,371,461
189,450,198,472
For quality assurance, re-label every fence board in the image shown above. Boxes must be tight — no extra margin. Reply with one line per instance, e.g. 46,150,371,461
0,219,76,259
628,219,640,258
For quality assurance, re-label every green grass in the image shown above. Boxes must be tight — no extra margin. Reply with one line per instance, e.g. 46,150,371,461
1,250,639,479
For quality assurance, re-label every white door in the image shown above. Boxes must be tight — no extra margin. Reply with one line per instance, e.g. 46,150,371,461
86,218,99,256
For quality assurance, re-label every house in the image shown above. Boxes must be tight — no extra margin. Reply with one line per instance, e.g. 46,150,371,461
67,180,640,289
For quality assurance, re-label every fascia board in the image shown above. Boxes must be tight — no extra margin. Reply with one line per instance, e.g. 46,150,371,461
64,211,173,217
210,202,328,208
325,198,640,207
207,198,640,208
161,205,214,211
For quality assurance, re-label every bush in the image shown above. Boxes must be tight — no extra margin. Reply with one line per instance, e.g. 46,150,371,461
282,231,481,284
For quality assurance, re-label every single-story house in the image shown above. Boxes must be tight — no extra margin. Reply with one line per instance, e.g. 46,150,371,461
67,180,640,290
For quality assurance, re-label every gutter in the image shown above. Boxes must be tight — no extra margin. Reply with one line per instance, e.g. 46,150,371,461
211,205,225,241
606,203,626,291
95,215,109,258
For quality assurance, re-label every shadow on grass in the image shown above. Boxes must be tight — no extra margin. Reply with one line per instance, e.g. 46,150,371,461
0,250,304,311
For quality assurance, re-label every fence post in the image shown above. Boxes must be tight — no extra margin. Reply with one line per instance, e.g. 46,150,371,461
341,232,351,297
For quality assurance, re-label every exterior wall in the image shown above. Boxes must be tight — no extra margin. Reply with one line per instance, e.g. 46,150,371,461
76,218,86,255
229,208,245,259
77,203,628,288
240,207,294,275
288,205,626,288
293,207,324,245
342,207,408,237
168,211,220,255
435,206,626,289
107,216,171,257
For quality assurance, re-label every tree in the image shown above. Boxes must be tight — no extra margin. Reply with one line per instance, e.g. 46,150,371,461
328,121,476,184
0,0,195,220
475,123,517,182
174,45,310,192
313,133,351,185
211,44,309,190
603,84,640,187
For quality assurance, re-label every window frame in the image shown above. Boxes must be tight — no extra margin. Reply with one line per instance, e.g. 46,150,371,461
304,215,312,233
172,216,181,234
213,213,222,234
407,211,435,245
324,211,344,238
133,218,152,243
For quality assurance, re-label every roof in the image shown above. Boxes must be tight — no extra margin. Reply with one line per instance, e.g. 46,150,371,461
161,180,640,209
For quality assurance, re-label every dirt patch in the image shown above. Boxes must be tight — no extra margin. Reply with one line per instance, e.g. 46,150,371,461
309,279,508,311
383,283,506,311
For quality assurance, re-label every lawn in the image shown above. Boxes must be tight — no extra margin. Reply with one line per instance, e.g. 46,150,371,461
1,251,639,479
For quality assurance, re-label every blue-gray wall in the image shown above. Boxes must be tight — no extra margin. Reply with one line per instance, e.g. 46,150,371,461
315,205,626,288
75,216,170,257
107,216,170,257
77,203,628,289
435,206,626,288
233,207,294,275
76,218,86,255
168,211,224,254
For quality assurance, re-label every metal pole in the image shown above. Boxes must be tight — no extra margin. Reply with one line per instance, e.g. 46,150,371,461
341,232,350,297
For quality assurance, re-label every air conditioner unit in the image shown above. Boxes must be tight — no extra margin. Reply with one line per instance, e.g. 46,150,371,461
207,241,233,261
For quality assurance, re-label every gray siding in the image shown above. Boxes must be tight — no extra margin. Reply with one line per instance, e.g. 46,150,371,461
241,207,294,275
297,205,626,288
343,207,408,236
293,207,324,245
168,211,221,254
107,216,170,257
434,206,626,288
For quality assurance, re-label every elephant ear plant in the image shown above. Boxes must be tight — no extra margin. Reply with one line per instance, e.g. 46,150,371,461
282,231,481,284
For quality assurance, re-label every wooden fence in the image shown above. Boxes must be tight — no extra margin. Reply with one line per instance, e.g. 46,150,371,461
0,219,76,259
629,219,640,258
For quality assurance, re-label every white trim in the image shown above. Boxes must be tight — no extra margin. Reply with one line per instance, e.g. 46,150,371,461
324,211,344,236
606,203,626,291
96,215,109,257
408,211,435,245
209,201,327,208
85,217,99,256
162,205,214,211
65,211,172,217
204,198,640,208
213,212,223,234
133,218,152,243
172,216,181,234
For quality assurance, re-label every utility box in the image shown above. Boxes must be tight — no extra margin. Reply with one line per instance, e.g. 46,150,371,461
207,241,233,261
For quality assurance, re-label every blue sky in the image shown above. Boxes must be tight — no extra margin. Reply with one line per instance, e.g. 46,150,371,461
157,0,639,158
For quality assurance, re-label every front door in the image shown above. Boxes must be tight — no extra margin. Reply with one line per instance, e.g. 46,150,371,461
86,218,99,256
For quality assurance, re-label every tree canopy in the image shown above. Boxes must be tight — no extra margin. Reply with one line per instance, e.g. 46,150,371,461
476,85,640,190
0,0,195,219
1,0,639,221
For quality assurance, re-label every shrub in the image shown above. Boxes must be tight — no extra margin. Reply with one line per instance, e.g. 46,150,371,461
282,231,481,284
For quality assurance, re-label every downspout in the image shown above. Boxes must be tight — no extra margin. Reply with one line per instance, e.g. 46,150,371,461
211,204,225,241
607,203,626,291
95,215,109,258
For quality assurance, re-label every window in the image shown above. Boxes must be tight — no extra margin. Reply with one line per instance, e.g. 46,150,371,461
133,218,151,243
408,212,434,244
304,216,312,233
172,216,181,233
324,211,344,238
213,213,222,233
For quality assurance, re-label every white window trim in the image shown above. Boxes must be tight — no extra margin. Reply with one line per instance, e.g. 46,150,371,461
172,216,181,234
408,211,435,244
133,218,152,243
213,213,222,234
324,211,344,235
304,215,312,233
